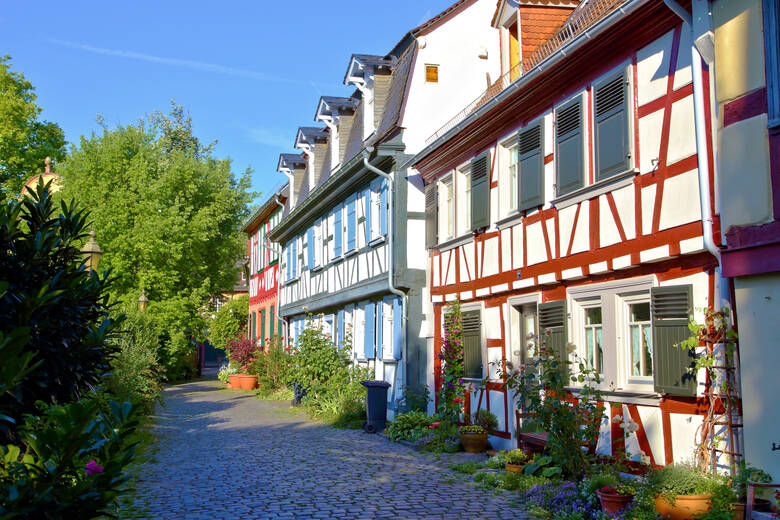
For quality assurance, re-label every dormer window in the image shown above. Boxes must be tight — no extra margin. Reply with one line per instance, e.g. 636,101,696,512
344,54,395,140
315,96,358,171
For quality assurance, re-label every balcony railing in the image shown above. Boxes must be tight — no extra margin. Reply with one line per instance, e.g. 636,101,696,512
425,0,628,145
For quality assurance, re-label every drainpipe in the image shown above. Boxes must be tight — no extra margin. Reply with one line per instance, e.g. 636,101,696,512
273,195,288,343
663,0,727,305
362,147,408,395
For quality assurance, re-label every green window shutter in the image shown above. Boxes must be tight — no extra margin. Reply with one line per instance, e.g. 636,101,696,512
270,306,275,338
555,97,584,196
651,285,696,396
425,182,438,248
595,71,631,181
470,153,490,231
251,312,256,340
260,309,266,346
538,300,568,377
462,310,482,379
518,123,544,211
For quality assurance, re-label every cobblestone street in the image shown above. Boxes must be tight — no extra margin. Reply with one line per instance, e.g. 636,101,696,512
123,376,529,520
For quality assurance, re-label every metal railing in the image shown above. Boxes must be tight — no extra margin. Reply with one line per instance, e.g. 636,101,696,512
425,0,628,145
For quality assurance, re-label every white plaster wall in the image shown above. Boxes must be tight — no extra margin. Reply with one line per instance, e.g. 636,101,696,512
483,236,499,277
512,225,524,269
670,413,704,464
667,96,697,164
734,274,780,478
658,169,701,231
637,29,674,106
718,114,773,229
639,109,664,174
525,221,545,265
401,0,500,152
599,193,622,247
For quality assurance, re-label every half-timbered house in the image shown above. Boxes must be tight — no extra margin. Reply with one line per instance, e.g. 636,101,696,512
242,184,288,347
268,0,500,413
411,0,729,464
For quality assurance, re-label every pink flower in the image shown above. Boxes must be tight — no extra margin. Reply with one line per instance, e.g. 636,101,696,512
429,421,440,429
453,398,463,404
85,460,104,476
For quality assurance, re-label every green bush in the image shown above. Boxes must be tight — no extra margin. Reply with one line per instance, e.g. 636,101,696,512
251,335,291,391
0,398,142,518
385,411,434,442
475,409,498,433
650,463,723,498
208,295,248,351
0,182,119,440
105,309,164,411
450,461,483,475
414,418,460,453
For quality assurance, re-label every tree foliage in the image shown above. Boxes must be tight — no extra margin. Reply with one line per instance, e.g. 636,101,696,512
208,294,248,351
0,55,66,194
0,181,119,438
60,103,253,379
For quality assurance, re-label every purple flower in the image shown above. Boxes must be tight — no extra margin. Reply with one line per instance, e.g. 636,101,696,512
85,460,104,476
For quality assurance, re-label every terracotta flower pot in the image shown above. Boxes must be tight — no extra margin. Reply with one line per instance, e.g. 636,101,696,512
460,432,488,453
237,374,258,391
597,490,634,514
505,463,524,473
228,374,240,388
225,381,232,389
655,494,712,520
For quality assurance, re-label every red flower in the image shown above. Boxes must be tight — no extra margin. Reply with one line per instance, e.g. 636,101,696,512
453,398,463,404
429,421,440,429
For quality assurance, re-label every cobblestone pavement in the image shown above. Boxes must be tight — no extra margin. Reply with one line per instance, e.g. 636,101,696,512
123,376,529,520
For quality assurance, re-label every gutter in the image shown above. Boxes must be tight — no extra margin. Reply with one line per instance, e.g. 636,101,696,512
406,0,650,172
362,148,408,391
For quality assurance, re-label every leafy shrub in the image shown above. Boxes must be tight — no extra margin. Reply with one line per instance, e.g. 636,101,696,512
0,398,142,518
208,295,248,351
650,463,722,498
251,336,291,391
450,461,484,475
303,364,372,429
732,461,772,502
505,449,528,465
475,409,498,433
0,182,119,437
226,337,259,372
414,418,460,452
398,386,430,413
385,411,434,442
217,365,237,383
485,452,507,469
105,309,163,410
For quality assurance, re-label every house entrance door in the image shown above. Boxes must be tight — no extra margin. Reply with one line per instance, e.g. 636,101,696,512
510,303,538,442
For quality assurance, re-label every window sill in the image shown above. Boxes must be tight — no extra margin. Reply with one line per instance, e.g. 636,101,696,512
311,265,324,273
565,386,660,405
496,211,523,230
552,169,637,210
380,358,398,363
369,235,386,247
330,256,344,265
283,277,299,287
344,249,359,258
434,233,473,253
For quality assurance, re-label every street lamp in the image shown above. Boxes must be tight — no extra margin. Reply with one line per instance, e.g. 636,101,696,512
80,229,103,271
137,288,149,312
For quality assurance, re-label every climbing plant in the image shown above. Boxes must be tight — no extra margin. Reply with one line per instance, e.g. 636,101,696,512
438,301,464,420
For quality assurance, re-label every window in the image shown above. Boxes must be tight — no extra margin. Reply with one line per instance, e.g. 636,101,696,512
364,302,376,359
425,182,438,248
457,167,471,234
626,301,652,378
764,0,779,128
470,153,490,231
260,309,266,346
381,299,393,359
333,204,343,258
425,64,439,83
583,305,604,376
346,195,357,252
461,310,482,379
518,122,544,211
555,96,585,196
320,217,329,265
594,70,631,180
439,175,454,241
508,144,519,212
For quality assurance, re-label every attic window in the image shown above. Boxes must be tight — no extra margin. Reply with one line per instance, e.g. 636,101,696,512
426,65,439,83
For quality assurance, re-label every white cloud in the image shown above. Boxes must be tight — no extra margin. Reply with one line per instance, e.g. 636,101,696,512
48,38,318,87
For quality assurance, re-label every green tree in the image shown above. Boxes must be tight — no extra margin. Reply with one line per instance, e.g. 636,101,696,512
60,103,253,380
208,294,249,351
0,55,66,194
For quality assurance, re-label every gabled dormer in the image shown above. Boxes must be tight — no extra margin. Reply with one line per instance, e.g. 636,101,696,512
344,54,396,141
492,0,579,80
277,153,307,209
314,96,359,172
294,126,328,194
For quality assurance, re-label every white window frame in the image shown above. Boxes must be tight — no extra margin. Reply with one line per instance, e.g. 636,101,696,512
619,293,654,386
313,221,323,268
381,299,393,360
498,133,520,218
580,299,605,378
456,164,471,235
371,184,382,241
438,174,454,242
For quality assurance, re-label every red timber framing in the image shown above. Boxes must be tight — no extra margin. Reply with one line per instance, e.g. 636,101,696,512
423,0,722,463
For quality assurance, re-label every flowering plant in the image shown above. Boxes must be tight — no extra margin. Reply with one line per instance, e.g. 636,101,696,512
225,338,260,374
217,365,238,383
438,301,465,420
599,484,637,496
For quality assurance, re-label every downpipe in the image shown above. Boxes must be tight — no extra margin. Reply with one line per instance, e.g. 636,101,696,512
362,148,408,401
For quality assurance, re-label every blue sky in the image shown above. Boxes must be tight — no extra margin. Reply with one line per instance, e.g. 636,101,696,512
1,1,455,200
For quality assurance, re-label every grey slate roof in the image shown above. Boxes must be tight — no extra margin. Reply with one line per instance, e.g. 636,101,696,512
295,127,329,148
277,153,307,171
315,96,359,121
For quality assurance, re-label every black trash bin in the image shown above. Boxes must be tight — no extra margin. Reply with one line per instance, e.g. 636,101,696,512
361,380,391,433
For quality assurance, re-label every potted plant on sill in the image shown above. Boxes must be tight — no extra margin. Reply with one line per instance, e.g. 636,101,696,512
597,483,636,514
459,425,488,453
651,464,717,520
730,462,773,519
504,449,529,473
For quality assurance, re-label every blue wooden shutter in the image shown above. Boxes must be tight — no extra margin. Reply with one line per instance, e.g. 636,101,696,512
555,97,584,196
292,238,298,277
539,300,568,377
376,301,383,358
425,183,438,248
364,188,372,243
518,123,544,211
393,296,402,360
595,71,630,181
651,285,696,396
470,153,490,231
380,179,388,236
286,244,291,280
337,309,345,348
334,205,343,257
307,228,314,269
364,302,375,359
347,196,357,251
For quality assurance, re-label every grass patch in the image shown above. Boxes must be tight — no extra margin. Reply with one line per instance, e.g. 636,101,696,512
255,386,294,401
450,461,484,475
